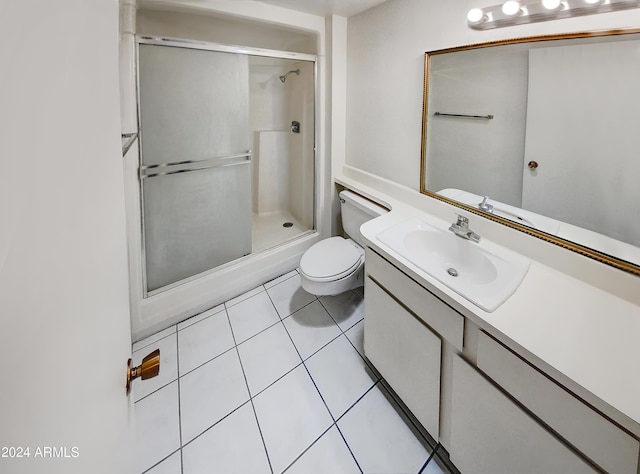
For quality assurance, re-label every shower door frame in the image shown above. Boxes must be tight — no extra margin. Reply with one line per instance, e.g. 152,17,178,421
135,36,318,298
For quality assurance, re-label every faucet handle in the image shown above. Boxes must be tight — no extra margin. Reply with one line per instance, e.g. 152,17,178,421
455,213,469,225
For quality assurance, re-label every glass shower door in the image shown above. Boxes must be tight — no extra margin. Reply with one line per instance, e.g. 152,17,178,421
138,43,252,293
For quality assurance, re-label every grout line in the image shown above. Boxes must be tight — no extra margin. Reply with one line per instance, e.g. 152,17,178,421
334,423,364,474
418,443,440,474
225,307,274,474
140,447,181,474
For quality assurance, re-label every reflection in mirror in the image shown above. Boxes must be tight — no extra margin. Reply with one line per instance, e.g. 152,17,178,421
421,29,640,274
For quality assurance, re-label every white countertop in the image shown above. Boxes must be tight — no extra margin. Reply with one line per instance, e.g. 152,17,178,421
337,169,640,436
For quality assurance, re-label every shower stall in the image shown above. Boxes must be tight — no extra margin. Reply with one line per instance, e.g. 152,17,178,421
136,37,316,295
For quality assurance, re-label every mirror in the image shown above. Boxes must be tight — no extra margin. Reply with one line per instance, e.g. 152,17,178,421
421,28,640,276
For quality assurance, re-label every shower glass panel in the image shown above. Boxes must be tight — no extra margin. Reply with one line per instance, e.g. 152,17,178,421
137,38,316,295
139,44,251,292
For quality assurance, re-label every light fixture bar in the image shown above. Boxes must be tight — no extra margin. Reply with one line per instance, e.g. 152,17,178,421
467,0,640,30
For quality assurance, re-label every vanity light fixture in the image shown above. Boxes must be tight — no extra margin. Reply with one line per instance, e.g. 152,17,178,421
542,0,562,10
467,7,488,25
467,0,640,29
502,0,523,15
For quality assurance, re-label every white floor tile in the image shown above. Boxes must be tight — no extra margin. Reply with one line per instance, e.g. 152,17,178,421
135,381,181,474
227,291,281,344
265,269,298,289
225,285,264,308
253,365,334,474
133,332,178,402
178,310,234,375
285,426,360,474
237,322,301,396
305,335,377,419
177,304,225,331
283,300,342,360
319,289,364,332
133,325,176,352
144,450,181,474
182,402,270,474
345,320,365,357
338,384,432,474
180,349,250,444
266,274,316,319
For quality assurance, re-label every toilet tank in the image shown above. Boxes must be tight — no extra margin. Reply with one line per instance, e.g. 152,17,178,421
340,190,387,247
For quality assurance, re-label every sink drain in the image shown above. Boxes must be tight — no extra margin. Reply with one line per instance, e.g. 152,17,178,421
283,222,293,228
447,267,458,277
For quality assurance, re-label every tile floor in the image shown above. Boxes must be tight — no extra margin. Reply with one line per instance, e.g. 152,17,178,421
133,269,457,474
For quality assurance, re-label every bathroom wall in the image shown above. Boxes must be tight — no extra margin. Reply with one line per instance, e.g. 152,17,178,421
345,0,640,190
137,8,317,53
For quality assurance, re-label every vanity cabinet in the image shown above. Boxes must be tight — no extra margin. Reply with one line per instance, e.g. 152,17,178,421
363,247,640,474
450,354,597,473
364,277,442,437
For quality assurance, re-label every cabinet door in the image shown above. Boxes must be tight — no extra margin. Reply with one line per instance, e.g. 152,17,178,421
450,355,597,474
364,277,441,438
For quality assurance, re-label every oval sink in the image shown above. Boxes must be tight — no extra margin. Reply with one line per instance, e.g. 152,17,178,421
404,229,498,285
376,215,529,312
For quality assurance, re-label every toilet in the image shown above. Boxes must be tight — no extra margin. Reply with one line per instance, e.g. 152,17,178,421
299,190,387,296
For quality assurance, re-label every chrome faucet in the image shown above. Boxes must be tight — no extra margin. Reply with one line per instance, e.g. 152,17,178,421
478,195,494,213
449,214,481,243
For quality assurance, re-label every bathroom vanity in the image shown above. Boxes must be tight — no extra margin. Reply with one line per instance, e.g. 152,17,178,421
337,171,640,474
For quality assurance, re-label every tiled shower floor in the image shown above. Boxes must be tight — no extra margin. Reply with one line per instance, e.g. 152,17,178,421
132,269,456,474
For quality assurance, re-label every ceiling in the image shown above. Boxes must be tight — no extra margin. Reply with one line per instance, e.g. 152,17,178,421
256,0,388,17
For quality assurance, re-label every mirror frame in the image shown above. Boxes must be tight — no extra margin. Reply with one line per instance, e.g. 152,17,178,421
420,27,640,277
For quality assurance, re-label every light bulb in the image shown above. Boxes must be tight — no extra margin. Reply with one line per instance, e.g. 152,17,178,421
502,0,522,16
542,0,562,10
467,8,486,25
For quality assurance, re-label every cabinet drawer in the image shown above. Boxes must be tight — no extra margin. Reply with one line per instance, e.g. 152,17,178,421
364,277,441,438
366,248,464,350
451,355,597,474
477,331,639,474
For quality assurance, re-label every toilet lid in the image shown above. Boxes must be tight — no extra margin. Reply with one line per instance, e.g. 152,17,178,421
300,237,363,281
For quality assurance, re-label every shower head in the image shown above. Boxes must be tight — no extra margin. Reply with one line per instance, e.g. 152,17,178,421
279,69,300,83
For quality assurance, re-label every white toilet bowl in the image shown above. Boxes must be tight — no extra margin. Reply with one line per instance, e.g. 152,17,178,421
298,190,387,296
299,237,365,296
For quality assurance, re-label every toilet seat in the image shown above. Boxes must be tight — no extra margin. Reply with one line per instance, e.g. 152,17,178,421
299,237,363,282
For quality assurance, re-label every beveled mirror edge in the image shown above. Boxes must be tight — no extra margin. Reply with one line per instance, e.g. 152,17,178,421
420,27,640,278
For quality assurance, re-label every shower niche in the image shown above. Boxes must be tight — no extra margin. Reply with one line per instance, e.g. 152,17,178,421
137,38,316,295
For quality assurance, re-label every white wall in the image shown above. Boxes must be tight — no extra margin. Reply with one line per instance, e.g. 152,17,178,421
346,0,640,189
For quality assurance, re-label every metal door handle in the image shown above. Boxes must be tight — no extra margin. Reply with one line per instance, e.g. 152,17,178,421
126,349,160,395
528,160,539,169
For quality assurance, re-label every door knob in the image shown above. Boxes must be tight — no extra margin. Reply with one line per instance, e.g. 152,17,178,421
528,160,539,169
126,349,160,395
